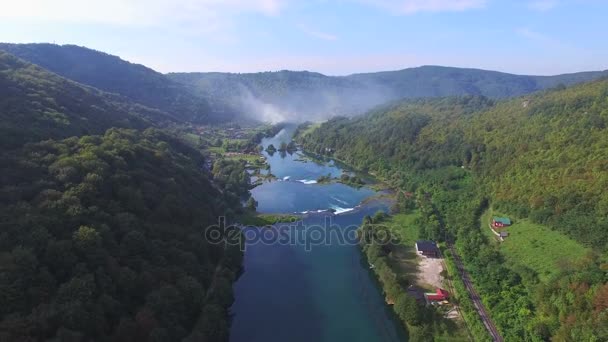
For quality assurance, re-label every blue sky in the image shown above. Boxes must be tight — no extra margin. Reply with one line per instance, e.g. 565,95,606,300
1,0,607,75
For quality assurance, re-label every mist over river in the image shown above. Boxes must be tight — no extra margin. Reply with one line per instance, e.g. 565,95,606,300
229,126,405,342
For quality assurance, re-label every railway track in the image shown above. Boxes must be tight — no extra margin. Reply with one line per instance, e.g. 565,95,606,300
447,243,503,342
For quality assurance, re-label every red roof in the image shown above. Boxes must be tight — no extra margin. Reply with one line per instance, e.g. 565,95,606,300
426,288,449,301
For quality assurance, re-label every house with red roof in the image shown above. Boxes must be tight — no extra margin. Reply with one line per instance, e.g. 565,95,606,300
425,288,449,302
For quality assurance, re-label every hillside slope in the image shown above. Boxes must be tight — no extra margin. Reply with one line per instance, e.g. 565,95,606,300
171,66,608,121
0,51,174,148
0,43,229,123
299,81,608,341
0,52,250,341
350,65,608,98
0,129,244,341
301,81,608,249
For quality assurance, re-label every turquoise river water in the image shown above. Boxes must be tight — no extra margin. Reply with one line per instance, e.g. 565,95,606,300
229,126,405,342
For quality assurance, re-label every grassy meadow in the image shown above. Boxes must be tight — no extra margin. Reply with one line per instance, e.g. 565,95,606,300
480,210,589,282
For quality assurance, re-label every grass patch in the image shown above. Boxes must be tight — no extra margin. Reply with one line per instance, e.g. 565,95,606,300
207,146,225,154
295,122,321,139
480,209,589,282
376,212,421,287
224,153,264,164
181,133,201,146
237,212,300,226
387,211,421,245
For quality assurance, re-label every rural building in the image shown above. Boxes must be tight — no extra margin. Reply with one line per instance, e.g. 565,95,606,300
415,240,438,257
492,217,512,229
499,231,509,238
425,288,449,302
406,285,426,304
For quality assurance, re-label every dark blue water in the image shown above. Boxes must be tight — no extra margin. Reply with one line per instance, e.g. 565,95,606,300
230,126,403,342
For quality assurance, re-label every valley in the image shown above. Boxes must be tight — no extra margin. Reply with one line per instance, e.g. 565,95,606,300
1,40,607,342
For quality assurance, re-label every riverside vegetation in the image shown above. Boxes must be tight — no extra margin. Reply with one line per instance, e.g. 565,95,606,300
0,50,258,341
300,80,608,341
2,42,608,341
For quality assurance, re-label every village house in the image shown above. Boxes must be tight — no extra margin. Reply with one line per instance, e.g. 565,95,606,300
406,285,426,304
415,240,439,258
425,288,450,302
492,216,512,229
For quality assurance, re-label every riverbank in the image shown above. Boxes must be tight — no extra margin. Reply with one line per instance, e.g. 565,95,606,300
238,212,301,226
358,212,472,340
293,131,476,339
230,125,404,342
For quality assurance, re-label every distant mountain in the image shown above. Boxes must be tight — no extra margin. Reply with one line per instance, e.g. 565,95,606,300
170,66,608,122
3,43,606,124
300,79,608,250
0,51,172,148
0,43,231,123
349,65,608,98
169,70,388,122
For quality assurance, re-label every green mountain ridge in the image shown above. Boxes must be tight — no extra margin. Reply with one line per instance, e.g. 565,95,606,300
170,65,608,121
0,43,231,123
301,80,608,249
0,48,254,341
3,42,606,124
0,51,176,148
299,80,608,341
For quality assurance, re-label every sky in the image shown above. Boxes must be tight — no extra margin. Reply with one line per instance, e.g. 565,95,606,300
0,0,607,75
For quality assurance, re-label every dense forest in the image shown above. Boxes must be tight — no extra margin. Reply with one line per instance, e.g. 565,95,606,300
2,40,608,341
0,129,246,341
170,66,608,121
0,43,232,124
4,43,607,124
0,50,254,341
0,52,176,149
299,81,608,340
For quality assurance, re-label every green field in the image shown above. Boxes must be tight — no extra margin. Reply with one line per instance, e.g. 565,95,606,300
387,211,421,245
294,122,321,139
379,212,421,286
224,153,264,164
480,210,589,282
237,212,300,226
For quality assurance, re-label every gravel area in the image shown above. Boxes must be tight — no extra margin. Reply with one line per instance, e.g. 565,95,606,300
416,256,444,289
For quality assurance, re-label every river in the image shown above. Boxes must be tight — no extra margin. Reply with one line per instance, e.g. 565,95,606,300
229,126,404,342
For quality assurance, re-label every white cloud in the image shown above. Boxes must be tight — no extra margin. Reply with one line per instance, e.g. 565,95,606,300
356,0,487,14
528,0,558,11
298,24,338,41
0,0,287,28
516,27,549,41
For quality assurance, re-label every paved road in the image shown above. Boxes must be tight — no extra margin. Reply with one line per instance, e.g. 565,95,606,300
448,244,503,342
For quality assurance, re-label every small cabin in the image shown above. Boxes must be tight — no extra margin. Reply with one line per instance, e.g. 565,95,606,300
406,285,426,304
492,217,512,229
415,240,438,258
425,288,449,302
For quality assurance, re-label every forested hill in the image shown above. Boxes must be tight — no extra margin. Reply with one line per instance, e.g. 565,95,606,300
0,129,245,341
169,70,387,122
349,65,608,98
301,81,608,250
0,43,231,123
0,50,250,340
299,80,608,340
0,51,173,148
3,42,606,124
170,66,608,121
